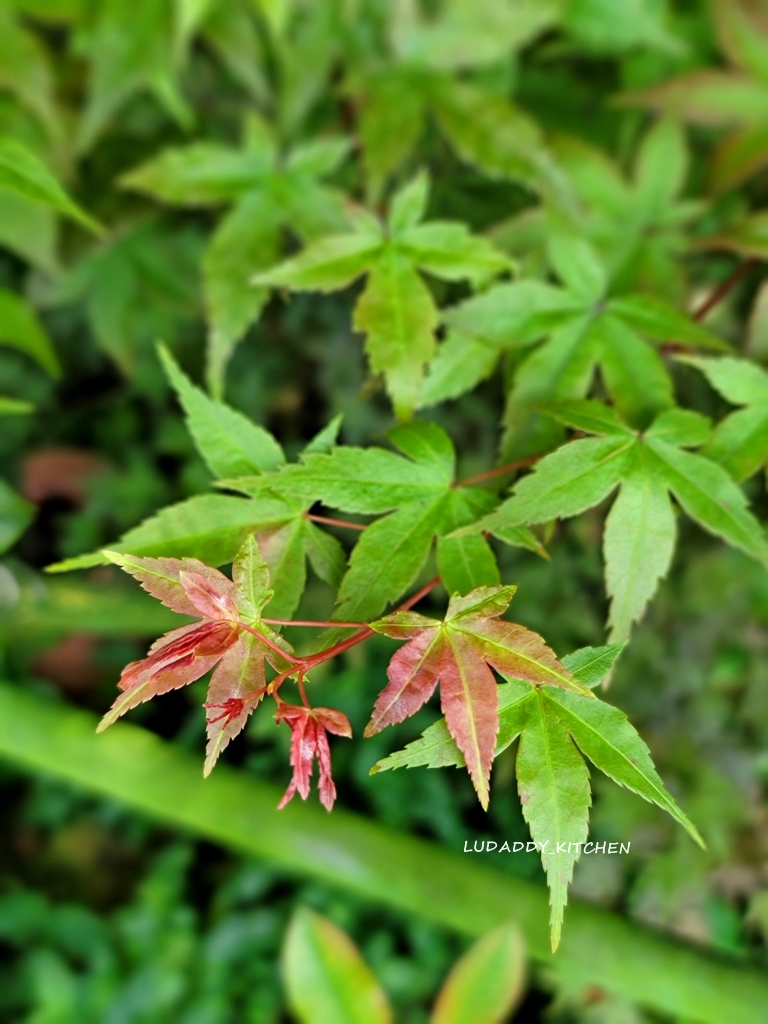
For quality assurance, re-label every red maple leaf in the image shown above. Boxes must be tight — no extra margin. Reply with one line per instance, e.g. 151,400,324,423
366,586,585,808
97,563,243,732
98,547,294,753
276,704,352,811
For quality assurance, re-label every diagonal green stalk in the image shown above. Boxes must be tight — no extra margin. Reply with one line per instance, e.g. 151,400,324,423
0,683,766,1024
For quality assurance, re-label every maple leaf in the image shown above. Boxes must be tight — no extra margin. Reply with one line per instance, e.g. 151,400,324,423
366,585,589,809
276,704,352,811
677,355,768,481
48,362,347,623
442,235,727,461
234,420,543,648
120,113,351,392
454,400,768,641
372,642,703,951
98,538,295,775
617,0,768,193
252,172,511,418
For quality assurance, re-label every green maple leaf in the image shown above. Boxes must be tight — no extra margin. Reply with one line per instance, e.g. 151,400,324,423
75,0,194,154
121,112,351,393
49,220,203,374
346,0,561,200
552,118,702,300
490,118,702,303
46,358,346,619
372,639,703,951
618,0,768,193
454,399,768,641
678,355,768,481
253,171,513,419
230,420,544,635
440,234,727,459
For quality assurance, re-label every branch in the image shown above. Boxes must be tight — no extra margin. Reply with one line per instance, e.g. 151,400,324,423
301,576,441,671
455,456,539,488
238,622,301,664
306,513,367,531
692,258,756,322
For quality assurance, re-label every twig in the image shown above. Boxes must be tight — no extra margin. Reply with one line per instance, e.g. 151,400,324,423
455,456,539,488
238,622,301,664
263,618,367,628
300,576,441,671
692,258,756,322
306,513,367,531
397,575,440,611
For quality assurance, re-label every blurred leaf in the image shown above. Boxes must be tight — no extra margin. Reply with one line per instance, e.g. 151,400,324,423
0,189,59,273
282,908,393,1024
0,287,60,376
0,136,101,233
0,397,33,414
76,0,192,153
419,330,499,408
123,127,349,391
562,0,682,53
53,220,202,373
353,243,438,418
431,922,526,1024
392,0,559,70
0,6,58,136
0,479,34,553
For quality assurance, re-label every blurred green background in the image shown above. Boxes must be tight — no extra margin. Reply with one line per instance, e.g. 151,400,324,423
1,0,768,1020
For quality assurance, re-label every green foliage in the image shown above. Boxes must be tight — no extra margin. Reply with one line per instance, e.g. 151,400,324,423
254,172,512,418
430,922,526,1024
3,0,768,980
282,908,393,1024
459,401,768,640
0,136,101,233
282,908,526,1024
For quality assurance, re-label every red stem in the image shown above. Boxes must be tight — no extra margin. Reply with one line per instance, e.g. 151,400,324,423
455,456,539,488
263,618,367,628
397,575,440,611
297,672,310,707
302,627,374,669
239,622,301,664
306,513,367,531
692,258,756,322
300,576,441,671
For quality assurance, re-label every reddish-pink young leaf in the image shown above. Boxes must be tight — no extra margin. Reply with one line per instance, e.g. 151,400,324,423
438,633,499,808
103,550,236,617
203,632,267,776
368,586,584,809
179,570,239,621
276,704,352,811
97,620,239,732
364,629,441,737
